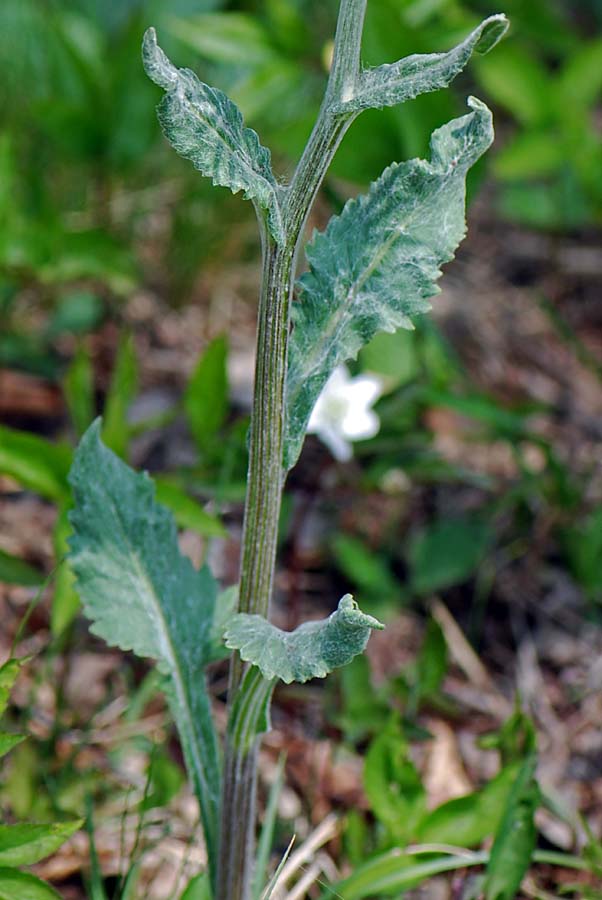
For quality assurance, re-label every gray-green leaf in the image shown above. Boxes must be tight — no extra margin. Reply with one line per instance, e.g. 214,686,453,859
225,594,383,684
68,421,221,878
283,97,493,470
334,15,508,114
142,27,284,245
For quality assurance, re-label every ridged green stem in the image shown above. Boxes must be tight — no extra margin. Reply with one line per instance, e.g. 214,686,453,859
216,2,367,898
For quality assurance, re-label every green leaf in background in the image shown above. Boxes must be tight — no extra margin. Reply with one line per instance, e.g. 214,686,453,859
142,28,284,245
184,335,229,455
46,290,104,339
335,655,390,742
102,332,138,459
167,12,275,66
484,757,539,900
359,328,418,390
412,617,447,705
0,549,43,587
407,515,493,596
322,848,488,900
0,733,26,759
0,821,82,867
0,657,26,759
364,718,427,843
416,763,521,847
141,753,185,812
225,594,384,684
154,478,226,538
563,507,602,604
332,534,401,610
64,345,95,438
0,868,62,900
480,705,537,765
50,504,80,637
474,44,551,127
336,16,508,113
283,98,494,470
180,872,212,900
68,421,221,878
0,658,25,718
0,427,71,502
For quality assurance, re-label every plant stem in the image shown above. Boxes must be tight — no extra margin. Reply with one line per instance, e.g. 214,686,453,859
216,3,367,898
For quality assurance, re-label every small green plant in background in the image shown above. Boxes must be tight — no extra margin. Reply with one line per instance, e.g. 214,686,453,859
0,656,82,898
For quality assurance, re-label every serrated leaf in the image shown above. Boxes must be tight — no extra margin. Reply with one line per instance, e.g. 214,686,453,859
68,421,221,877
142,27,284,245
284,98,493,469
0,820,82,866
0,868,62,900
334,16,508,113
225,594,383,684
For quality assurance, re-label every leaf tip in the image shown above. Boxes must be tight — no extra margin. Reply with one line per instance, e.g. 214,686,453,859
142,26,179,91
475,14,509,55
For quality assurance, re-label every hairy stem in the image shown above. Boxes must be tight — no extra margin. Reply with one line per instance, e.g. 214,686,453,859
216,2,367,898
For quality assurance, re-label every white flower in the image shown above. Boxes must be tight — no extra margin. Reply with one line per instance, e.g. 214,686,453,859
307,365,384,461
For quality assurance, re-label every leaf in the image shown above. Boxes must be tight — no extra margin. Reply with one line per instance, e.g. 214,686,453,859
102,332,138,459
407,515,492,596
68,421,221,878
154,478,227,538
167,13,275,66
0,733,26,759
64,345,95,438
184,335,229,455
283,98,494,470
225,594,384,684
334,16,508,113
0,427,71,502
180,872,212,900
416,763,521,847
0,820,83,866
474,43,551,127
0,658,25,718
484,757,539,900
142,27,284,245
364,719,427,842
51,503,80,636
321,849,488,899
413,617,447,702
0,550,43,587
0,868,62,900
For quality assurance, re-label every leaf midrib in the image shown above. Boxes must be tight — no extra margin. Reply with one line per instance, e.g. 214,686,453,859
101,491,218,826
